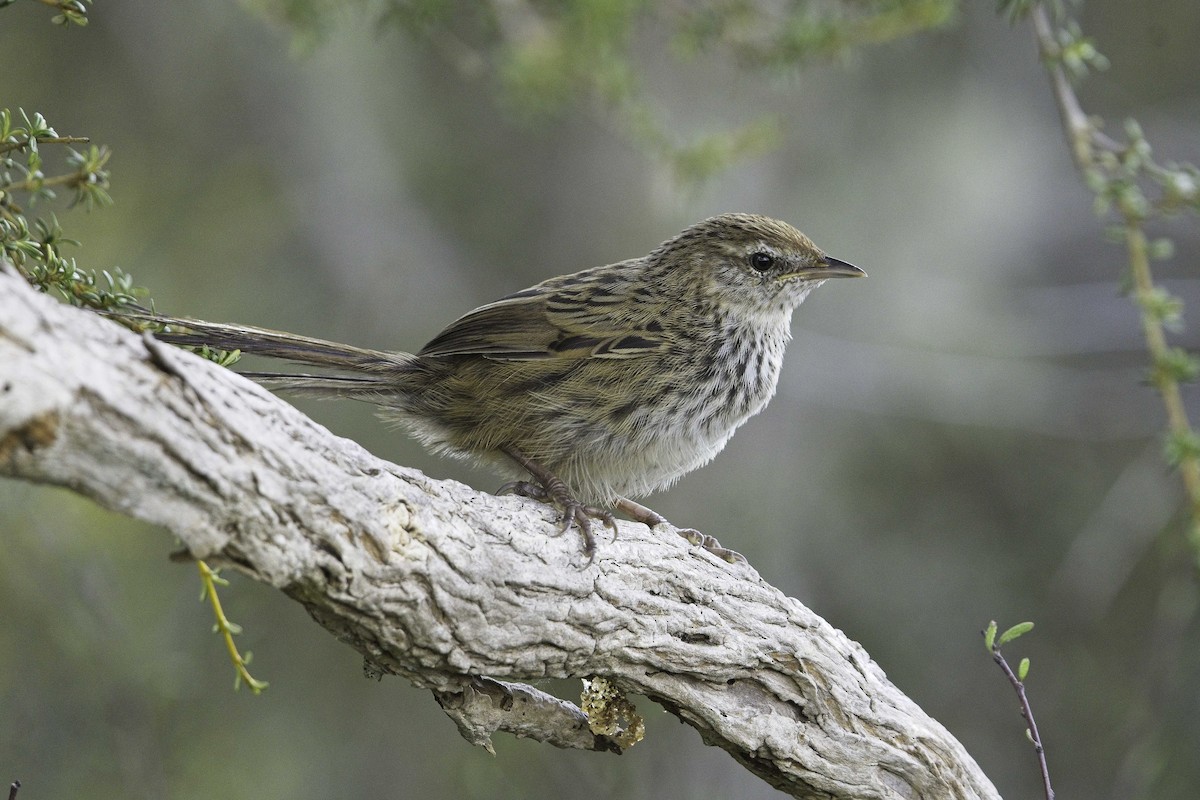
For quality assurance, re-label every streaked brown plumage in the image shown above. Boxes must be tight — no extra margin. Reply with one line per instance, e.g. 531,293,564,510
144,213,864,561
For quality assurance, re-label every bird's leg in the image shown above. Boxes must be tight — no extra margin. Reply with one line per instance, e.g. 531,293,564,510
499,446,617,563
614,496,746,564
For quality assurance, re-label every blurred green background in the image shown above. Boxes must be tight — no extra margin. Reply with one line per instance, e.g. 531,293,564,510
3,1,1199,798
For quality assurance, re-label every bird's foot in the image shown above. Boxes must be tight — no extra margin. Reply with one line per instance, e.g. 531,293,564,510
613,496,746,564
497,453,617,564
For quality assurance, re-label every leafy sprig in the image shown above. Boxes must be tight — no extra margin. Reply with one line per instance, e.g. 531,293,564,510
198,561,270,693
243,0,957,184
1,109,138,309
984,620,1054,800
1002,0,1200,566
0,0,92,27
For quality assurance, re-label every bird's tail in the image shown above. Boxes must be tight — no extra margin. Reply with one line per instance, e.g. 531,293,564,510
118,312,420,400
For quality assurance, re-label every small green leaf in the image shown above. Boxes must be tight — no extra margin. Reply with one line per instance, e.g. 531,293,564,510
1124,118,1146,143
1018,657,1031,681
1137,286,1183,329
1115,183,1149,221
1148,238,1176,261
1152,347,1200,386
1162,170,1197,208
998,621,1034,646
1163,430,1200,467
983,620,998,651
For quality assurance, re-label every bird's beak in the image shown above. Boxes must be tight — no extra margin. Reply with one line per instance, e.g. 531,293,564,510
816,256,866,278
788,256,866,279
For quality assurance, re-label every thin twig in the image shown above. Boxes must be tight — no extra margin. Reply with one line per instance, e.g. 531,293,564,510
0,135,90,156
1029,6,1123,161
197,560,269,693
1,172,89,194
1125,224,1200,550
991,645,1054,800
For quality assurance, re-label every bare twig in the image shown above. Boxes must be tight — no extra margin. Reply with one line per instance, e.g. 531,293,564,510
992,649,1053,800
985,622,1054,800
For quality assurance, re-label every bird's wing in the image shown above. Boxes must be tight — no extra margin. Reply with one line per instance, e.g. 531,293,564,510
417,265,667,362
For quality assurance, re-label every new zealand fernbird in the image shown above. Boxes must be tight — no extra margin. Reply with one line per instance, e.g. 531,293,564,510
141,213,864,562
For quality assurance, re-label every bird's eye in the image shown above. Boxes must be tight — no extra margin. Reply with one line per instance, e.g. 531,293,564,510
749,252,775,272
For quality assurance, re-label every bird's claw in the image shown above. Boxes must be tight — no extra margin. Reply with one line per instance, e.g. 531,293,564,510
499,479,617,562
669,526,747,564
611,496,746,564
555,498,618,564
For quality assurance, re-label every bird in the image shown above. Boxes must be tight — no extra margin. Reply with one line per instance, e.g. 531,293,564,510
136,213,864,562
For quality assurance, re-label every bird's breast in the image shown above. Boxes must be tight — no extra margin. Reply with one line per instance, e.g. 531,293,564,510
593,322,789,493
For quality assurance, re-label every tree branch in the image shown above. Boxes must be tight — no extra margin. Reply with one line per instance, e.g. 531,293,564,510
0,267,1000,800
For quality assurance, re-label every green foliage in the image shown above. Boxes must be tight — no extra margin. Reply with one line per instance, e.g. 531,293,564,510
673,0,957,68
1136,286,1185,332
198,560,269,693
0,108,140,309
1052,21,1109,80
983,619,1034,652
0,107,243,366
1019,0,1200,567
984,618,1052,795
983,619,997,650
998,620,1034,647
1151,347,1200,387
0,0,92,26
1084,120,1200,222
238,0,956,184
1163,430,1200,469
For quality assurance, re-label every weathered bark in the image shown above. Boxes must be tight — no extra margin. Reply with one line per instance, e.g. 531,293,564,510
0,267,1000,799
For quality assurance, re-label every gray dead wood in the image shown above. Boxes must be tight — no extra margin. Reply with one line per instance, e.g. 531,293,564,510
0,268,1001,799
